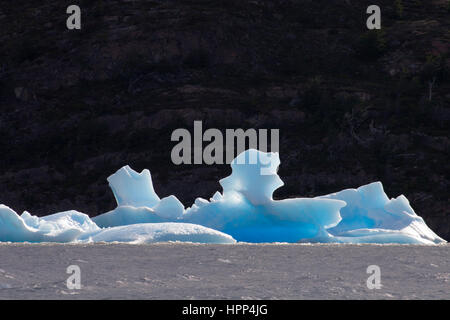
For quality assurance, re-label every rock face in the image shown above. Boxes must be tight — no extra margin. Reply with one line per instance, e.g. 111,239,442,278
0,0,448,240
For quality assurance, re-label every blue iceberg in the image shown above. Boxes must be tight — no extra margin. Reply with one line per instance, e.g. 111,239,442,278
0,149,446,244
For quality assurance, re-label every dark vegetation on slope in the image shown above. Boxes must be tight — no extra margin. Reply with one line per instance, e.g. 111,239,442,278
0,0,448,239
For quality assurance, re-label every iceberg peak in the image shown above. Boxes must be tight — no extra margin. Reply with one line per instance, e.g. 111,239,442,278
219,149,284,205
107,165,160,208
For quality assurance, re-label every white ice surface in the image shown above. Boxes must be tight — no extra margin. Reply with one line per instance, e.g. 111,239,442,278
78,223,236,244
0,206,234,244
0,205,99,243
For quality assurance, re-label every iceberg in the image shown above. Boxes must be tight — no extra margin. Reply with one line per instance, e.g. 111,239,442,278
319,182,444,244
0,205,99,243
0,149,446,244
0,205,234,244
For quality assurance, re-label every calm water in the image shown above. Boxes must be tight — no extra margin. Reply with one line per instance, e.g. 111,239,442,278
0,243,448,299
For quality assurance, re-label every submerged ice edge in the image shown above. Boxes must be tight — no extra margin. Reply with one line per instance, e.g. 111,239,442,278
0,149,446,244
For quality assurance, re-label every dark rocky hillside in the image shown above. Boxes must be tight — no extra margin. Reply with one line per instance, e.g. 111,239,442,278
0,0,448,239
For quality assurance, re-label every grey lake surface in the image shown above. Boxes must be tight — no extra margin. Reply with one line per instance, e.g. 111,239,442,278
0,243,448,299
